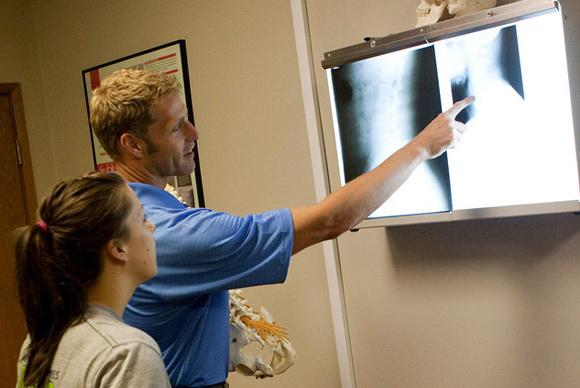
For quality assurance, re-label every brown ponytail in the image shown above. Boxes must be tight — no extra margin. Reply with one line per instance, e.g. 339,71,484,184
14,172,132,387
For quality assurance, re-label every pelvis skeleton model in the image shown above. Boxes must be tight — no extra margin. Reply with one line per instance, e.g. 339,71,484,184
164,185,296,378
416,0,497,27
229,289,297,378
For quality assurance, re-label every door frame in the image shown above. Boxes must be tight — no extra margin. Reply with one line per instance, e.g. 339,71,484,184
0,83,37,217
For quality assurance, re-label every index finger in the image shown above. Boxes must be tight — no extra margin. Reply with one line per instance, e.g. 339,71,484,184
447,96,476,119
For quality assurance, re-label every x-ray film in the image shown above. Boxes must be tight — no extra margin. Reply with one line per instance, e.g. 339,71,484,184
325,4,579,224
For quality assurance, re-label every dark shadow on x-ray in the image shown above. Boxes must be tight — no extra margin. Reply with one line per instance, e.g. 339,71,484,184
451,25,524,124
331,45,451,210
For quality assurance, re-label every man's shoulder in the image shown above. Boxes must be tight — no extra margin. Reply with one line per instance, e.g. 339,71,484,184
128,182,184,208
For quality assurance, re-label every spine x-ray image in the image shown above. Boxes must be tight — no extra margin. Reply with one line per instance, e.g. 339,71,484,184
330,45,452,217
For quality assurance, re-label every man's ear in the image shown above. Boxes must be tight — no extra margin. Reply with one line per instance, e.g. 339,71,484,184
106,239,129,263
119,133,145,159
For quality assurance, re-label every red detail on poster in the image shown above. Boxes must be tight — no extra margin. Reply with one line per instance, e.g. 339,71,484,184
96,161,116,172
90,70,101,90
145,53,176,65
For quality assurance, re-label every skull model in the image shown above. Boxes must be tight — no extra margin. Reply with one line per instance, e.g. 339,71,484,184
229,289,297,378
416,0,450,27
448,0,497,17
416,0,497,27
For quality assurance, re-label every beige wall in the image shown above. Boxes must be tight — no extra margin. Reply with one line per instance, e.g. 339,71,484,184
4,0,580,387
0,0,55,196
3,1,339,387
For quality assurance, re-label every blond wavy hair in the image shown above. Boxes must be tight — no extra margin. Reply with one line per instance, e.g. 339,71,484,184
90,68,182,159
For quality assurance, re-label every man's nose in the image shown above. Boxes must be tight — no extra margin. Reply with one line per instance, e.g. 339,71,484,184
187,121,199,141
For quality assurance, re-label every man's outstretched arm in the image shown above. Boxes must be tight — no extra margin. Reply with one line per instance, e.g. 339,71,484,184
290,96,475,254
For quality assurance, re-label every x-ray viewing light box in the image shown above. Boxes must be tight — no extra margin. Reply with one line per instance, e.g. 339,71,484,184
321,0,580,227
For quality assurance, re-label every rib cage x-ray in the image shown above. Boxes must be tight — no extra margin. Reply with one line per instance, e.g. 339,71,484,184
327,10,579,220
442,20,579,211
442,25,533,210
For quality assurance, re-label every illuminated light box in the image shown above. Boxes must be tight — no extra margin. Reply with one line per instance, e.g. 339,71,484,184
321,0,580,227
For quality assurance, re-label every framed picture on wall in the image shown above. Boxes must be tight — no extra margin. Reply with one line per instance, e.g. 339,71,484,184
82,39,204,208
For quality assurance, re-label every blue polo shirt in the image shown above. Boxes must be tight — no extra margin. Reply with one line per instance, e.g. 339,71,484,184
123,183,293,387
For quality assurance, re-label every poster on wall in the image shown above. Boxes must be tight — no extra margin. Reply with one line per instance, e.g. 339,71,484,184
82,39,204,208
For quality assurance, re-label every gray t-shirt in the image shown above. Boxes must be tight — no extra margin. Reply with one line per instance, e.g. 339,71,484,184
16,305,171,387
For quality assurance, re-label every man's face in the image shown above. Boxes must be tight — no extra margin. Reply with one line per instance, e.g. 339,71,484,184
143,93,199,180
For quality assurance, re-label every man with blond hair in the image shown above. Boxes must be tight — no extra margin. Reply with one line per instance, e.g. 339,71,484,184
90,68,473,388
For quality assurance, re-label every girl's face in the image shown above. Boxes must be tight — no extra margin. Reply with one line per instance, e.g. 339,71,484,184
121,185,157,283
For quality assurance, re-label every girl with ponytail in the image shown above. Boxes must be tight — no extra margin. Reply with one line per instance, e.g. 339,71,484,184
14,171,170,387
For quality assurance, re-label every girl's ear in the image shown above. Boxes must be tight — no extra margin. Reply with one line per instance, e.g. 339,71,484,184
119,133,145,159
106,239,128,263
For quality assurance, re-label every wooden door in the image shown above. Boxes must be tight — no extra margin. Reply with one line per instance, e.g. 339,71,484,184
0,83,37,385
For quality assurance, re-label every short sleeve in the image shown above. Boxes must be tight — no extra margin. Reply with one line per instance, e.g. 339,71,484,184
144,206,294,300
90,341,171,388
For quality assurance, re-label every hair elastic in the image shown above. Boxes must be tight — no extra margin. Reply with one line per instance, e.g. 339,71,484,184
37,221,48,233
